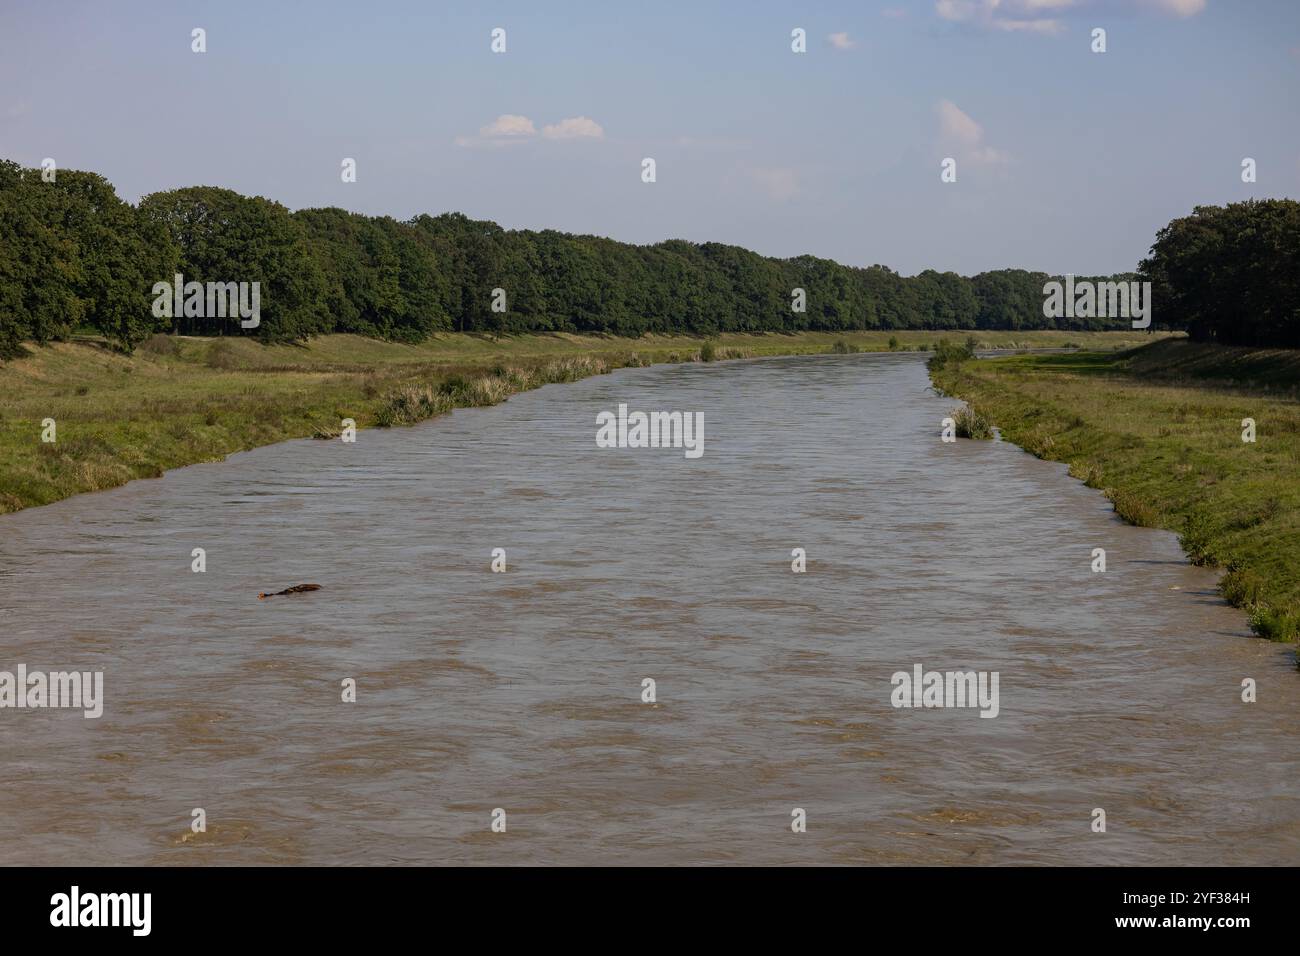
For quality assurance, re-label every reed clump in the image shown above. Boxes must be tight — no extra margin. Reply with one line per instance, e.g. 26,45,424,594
953,406,994,440
374,385,454,427
1105,487,1159,527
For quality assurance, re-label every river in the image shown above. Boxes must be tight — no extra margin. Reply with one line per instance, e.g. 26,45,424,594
1,352,1296,864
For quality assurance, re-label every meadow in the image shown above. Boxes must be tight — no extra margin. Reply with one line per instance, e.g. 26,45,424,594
0,329,1156,515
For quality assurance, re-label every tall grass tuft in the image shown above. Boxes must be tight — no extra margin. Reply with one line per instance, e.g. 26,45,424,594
953,405,993,440
1067,460,1104,488
1221,563,1265,609
538,355,607,382
1105,487,1159,527
375,385,453,427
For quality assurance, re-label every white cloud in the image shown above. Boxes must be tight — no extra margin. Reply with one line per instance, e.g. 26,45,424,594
454,113,536,148
938,99,1010,166
936,0,972,20
938,99,982,146
749,167,801,201
936,0,1072,30
993,17,1065,34
481,114,536,138
1145,0,1206,15
828,32,856,50
541,116,605,140
456,114,605,148
935,0,1202,34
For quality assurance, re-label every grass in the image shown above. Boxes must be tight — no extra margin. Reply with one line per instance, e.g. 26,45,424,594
0,328,1162,516
929,338,1300,647
953,406,994,440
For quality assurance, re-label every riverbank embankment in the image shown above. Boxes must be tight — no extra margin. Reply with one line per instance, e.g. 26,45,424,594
0,329,1158,515
929,339,1300,647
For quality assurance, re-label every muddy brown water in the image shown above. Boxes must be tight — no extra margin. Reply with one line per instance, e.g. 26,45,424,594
1,352,1296,865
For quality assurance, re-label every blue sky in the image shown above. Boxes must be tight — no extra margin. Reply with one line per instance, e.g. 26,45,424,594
2,0,1297,275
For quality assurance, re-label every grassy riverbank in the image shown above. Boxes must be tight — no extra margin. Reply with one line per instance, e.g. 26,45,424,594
0,329,1158,516
930,339,1300,645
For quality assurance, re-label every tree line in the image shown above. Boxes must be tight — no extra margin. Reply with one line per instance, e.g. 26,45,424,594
4,157,1293,355
1138,199,1300,348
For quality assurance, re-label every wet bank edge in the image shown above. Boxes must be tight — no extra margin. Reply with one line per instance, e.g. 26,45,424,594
2,345,1081,518
930,354,1299,667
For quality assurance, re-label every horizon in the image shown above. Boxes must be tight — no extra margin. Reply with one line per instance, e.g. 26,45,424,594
3,0,1297,277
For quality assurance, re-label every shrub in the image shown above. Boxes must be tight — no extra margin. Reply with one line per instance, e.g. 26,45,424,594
203,340,241,370
1179,508,1218,566
1248,605,1299,642
928,338,974,370
831,339,860,354
138,333,181,357
699,339,718,362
